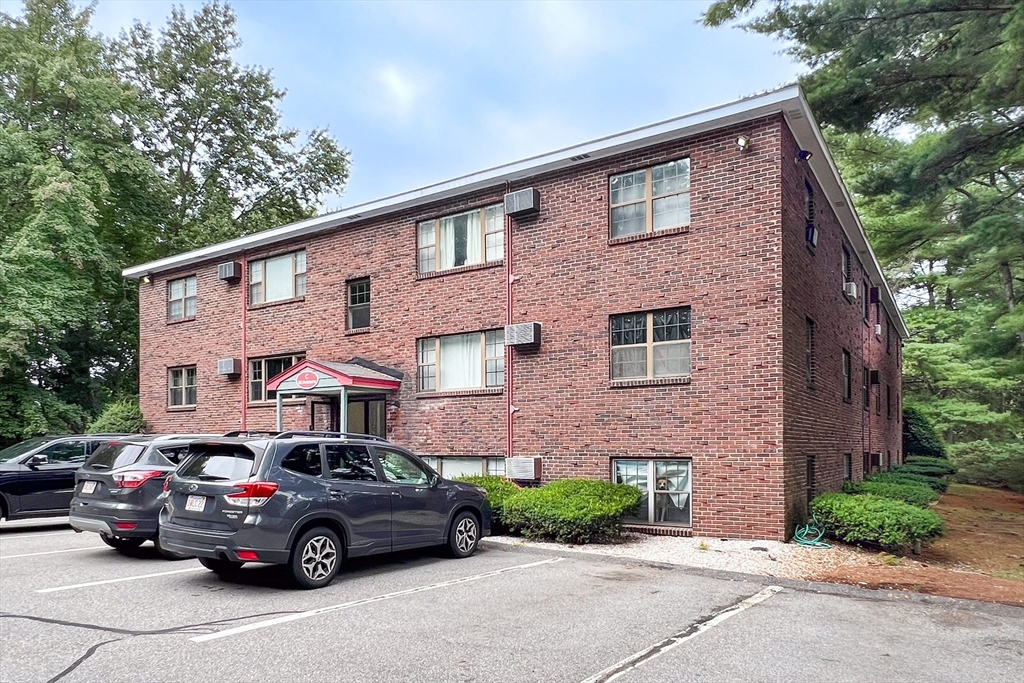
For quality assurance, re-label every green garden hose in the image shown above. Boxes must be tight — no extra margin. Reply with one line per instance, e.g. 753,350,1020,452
794,514,832,548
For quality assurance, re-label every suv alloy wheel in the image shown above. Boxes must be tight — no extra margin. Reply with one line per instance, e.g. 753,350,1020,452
291,527,341,589
447,511,479,558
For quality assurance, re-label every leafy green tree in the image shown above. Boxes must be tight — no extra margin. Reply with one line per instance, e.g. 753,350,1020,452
114,1,351,254
87,398,147,434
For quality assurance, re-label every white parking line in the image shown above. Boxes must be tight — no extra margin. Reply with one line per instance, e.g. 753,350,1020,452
37,566,205,593
193,557,565,643
2,546,105,559
0,531,77,541
580,585,785,683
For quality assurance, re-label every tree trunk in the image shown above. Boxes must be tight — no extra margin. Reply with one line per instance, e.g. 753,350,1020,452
998,261,1024,348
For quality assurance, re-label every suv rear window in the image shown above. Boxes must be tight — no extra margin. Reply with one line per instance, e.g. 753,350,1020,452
85,443,147,470
179,445,256,481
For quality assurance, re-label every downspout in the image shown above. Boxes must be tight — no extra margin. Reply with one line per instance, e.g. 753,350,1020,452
240,254,248,431
505,193,515,461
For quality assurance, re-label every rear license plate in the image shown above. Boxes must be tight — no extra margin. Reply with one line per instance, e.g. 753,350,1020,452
81,481,97,494
185,495,206,512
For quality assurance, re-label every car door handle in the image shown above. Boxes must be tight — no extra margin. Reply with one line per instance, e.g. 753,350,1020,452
391,491,402,498
329,490,346,500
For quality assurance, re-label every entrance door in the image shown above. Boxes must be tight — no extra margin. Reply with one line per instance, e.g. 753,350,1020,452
310,398,340,431
347,396,386,437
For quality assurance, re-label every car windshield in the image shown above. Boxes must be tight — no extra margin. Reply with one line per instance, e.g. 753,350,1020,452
0,437,51,463
178,445,256,481
85,443,148,470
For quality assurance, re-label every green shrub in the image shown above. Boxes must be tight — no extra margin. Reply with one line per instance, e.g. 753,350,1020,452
87,399,147,434
902,405,947,459
893,460,956,477
948,440,1024,493
842,480,938,508
869,472,949,493
502,479,643,543
810,493,944,551
453,475,522,526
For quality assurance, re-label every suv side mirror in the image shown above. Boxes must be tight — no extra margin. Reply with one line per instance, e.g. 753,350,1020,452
429,473,439,489
27,454,48,468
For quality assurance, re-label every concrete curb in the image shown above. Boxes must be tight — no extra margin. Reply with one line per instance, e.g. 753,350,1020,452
480,538,1024,619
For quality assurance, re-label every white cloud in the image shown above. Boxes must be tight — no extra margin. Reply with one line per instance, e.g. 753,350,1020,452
529,0,616,64
371,64,437,126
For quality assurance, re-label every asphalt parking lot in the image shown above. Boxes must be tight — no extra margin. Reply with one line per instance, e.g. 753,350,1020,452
1,519,1022,683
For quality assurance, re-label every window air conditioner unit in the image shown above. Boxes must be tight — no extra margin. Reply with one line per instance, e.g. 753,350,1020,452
843,281,858,299
869,369,880,385
505,457,542,481
875,323,883,336
218,261,242,283
505,322,541,348
503,187,540,218
217,358,242,377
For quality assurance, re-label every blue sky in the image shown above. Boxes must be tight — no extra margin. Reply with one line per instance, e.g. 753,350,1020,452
83,0,802,211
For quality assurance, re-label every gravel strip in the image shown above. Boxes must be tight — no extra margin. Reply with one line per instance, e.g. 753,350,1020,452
485,533,882,580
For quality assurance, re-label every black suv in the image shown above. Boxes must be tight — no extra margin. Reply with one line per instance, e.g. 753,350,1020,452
69,435,214,557
0,435,126,521
160,432,491,589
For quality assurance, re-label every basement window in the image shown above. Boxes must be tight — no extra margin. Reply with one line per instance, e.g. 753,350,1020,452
614,459,692,526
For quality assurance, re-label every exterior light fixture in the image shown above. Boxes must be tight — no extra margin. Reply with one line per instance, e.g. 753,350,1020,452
736,136,751,152
141,274,152,284
797,149,813,162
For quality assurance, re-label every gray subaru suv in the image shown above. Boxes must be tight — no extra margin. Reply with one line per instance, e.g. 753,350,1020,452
159,432,491,589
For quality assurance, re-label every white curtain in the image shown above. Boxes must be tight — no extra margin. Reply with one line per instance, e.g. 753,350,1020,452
264,254,293,301
464,211,481,265
439,333,481,389
440,211,482,269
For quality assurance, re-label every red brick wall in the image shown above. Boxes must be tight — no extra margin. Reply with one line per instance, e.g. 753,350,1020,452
138,113,899,540
779,121,903,535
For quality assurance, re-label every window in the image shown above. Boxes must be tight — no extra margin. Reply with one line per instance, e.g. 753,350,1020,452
805,318,815,386
610,308,691,380
843,453,853,481
168,366,197,407
804,181,817,247
420,456,505,477
249,251,306,304
348,278,370,330
842,350,852,402
325,444,377,481
862,452,870,479
886,318,893,355
249,354,304,402
886,385,892,419
862,366,870,410
886,450,892,470
167,276,196,321
281,444,323,478
841,246,851,283
875,381,882,415
863,280,870,321
486,457,506,476
39,440,89,463
418,204,503,274
378,449,430,485
417,330,504,392
614,459,692,526
609,159,690,238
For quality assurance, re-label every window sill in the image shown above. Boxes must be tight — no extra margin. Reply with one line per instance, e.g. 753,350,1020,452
166,317,196,326
167,406,196,413
416,387,504,399
805,243,817,256
609,376,691,389
416,260,503,281
608,224,689,246
248,296,305,311
344,327,374,336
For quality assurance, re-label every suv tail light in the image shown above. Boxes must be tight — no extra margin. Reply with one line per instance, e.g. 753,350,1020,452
112,471,166,489
224,482,279,508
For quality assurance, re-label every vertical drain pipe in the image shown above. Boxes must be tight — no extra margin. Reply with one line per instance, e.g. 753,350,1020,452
240,254,248,431
505,194,515,462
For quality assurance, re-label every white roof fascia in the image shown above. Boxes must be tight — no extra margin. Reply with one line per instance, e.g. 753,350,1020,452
781,92,909,339
123,86,801,279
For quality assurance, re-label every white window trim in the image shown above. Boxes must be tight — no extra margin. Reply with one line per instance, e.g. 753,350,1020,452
417,330,504,392
417,204,504,274
248,354,305,403
168,366,197,407
613,458,693,527
249,251,306,305
167,275,197,321
609,158,691,238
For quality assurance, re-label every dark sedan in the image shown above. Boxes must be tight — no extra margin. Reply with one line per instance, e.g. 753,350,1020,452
0,435,125,521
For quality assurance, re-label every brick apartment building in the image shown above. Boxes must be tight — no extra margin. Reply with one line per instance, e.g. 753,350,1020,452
124,85,905,540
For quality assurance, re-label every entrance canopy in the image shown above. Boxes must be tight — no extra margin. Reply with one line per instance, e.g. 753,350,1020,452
266,359,402,431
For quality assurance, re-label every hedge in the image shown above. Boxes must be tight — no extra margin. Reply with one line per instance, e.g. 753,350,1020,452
87,399,147,434
902,405,947,459
948,440,1024,493
893,459,956,478
842,480,938,508
810,493,944,551
454,475,522,526
502,479,642,543
869,471,949,493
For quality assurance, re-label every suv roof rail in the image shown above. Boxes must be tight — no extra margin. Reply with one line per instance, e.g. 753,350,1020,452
273,430,388,442
222,430,281,437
